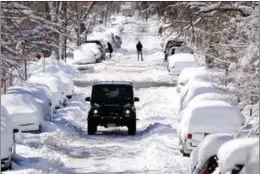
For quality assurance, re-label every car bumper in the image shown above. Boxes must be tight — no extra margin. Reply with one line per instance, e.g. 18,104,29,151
1,156,11,169
89,116,135,127
185,140,198,153
19,123,40,132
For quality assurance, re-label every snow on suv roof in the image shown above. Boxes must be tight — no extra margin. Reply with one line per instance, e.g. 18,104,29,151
93,81,133,86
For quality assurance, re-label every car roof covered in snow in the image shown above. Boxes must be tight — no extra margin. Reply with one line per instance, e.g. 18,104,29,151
93,81,133,86
2,93,41,113
178,67,207,85
190,93,238,106
217,137,259,174
197,133,234,168
182,100,245,133
168,53,197,63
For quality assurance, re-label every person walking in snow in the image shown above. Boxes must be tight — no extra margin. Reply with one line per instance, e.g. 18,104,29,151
136,41,143,61
107,42,113,57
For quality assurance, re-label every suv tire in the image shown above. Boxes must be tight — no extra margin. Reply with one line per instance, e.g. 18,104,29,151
128,120,136,135
88,120,97,135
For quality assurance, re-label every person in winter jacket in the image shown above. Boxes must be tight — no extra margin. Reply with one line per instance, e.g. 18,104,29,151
107,42,113,57
136,41,143,61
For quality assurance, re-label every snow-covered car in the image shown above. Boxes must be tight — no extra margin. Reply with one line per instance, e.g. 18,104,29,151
178,81,220,113
2,93,44,132
162,38,184,60
167,53,199,76
190,93,238,107
189,133,234,174
1,106,19,171
177,67,207,93
217,137,259,174
28,73,64,111
7,84,52,120
178,100,245,157
84,40,106,60
240,141,259,174
74,43,102,64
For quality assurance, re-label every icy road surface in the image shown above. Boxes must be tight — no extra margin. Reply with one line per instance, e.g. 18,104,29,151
69,18,188,173
6,17,187,174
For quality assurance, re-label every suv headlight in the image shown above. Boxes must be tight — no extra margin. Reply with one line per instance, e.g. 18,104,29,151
125,109,131,115
93,109,98,114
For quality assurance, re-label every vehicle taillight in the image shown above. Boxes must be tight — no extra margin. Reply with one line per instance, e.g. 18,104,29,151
186,133,192,139
202,168,209,174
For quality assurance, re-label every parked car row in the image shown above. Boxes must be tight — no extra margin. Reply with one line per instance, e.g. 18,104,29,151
1,68,74,171
173,65,258,174
73,23,123,65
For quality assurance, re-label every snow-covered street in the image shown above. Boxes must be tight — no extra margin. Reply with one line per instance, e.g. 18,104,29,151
2,2,259,174
3,17,188,174
68,18,187,173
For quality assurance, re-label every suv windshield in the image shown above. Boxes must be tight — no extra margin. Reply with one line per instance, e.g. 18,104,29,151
91,85,133,104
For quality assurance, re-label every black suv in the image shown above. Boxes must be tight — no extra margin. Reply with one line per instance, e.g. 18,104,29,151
85,82,139,135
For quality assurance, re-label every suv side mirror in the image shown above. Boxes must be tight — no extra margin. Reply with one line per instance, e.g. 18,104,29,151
85,97,91,102
134,97,139,102
13,129,19,133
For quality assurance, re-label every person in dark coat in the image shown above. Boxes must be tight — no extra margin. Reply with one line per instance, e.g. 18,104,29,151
107,42,113,57
136,41,143,61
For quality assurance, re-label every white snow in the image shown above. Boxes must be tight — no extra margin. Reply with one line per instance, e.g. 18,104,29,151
73,43,101,64
217,137,259,174
1,93,44,132
180,100,244,142
7,84,52,120
168,53,199,75
241,141,259,174
190,93,238,106
179,80,221,112
28,73,63,108
197,133,234,168
1,106,15,160
176,67,206,92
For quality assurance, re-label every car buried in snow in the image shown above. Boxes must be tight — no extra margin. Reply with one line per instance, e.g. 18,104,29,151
85,81,139,135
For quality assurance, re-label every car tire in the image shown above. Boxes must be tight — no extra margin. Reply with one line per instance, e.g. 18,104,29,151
128,121,136,135
88,120,97,135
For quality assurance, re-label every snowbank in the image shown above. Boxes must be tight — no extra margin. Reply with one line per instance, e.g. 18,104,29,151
217,137,259,174
2,93,44,132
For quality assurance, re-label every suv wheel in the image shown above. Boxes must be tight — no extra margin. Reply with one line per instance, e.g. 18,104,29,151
128,121,136,135
88,120,97,135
